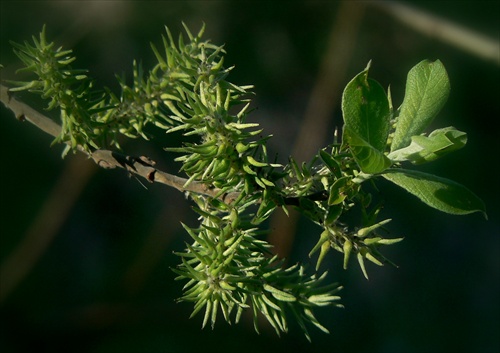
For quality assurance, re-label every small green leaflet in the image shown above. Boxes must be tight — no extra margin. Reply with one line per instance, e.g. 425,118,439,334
382,169,486,217
390,60,450,152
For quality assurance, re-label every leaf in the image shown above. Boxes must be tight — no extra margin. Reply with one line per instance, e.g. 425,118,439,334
382,169,486,217
342,61,391,152
390,60,450,152
388,127,467,164
343,126,391,174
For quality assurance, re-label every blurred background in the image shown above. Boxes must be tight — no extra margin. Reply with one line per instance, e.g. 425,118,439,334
0,1,498,352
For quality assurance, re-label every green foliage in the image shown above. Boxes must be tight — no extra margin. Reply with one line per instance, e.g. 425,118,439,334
390,59,450,152
5,24,486,340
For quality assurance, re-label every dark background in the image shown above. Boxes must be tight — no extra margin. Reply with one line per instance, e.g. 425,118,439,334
1,1,498,352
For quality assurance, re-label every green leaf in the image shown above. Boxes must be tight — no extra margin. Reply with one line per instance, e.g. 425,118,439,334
388,127,467,164
343,126,391,174
390,60,450,152
382,169,486,217
342,61,391,152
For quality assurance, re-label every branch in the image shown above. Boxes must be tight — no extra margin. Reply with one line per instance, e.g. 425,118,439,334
0,84,240,204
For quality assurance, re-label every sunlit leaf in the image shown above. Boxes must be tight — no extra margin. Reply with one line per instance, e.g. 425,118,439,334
390,60,450,151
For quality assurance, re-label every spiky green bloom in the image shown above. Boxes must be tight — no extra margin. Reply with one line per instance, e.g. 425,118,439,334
173,201,342,341
9,25,108,155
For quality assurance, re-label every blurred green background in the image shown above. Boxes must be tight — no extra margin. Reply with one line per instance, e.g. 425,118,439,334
1,1,498,352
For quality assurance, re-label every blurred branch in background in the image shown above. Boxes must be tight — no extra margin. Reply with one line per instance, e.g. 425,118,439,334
268,2,366,259
0,156,96,303
292,2,366,164
373,1,500,65
122,199,186,296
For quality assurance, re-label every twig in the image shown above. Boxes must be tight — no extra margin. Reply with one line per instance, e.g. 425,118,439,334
0,84,239,204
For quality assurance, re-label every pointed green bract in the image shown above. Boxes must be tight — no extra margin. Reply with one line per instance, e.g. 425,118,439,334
390,60,450,152
382,169,486,217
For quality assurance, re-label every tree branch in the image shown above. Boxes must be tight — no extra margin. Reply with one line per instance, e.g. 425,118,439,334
0,84,239,204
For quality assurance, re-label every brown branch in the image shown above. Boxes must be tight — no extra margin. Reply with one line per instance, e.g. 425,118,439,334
0,84,240,204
